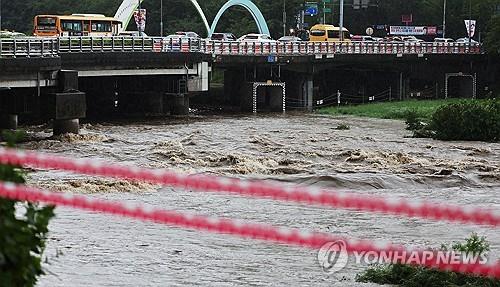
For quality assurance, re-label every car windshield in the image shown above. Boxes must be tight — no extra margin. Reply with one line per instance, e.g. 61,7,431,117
245,35,259,40
310,30,325,36
212,34,224,40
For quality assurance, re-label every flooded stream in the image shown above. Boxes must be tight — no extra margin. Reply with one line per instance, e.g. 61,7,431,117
19,114,499,286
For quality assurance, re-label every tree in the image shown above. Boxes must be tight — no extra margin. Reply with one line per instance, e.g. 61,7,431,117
0,132,55,287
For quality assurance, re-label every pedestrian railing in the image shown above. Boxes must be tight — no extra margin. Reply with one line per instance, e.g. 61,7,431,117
0,36,483,58
0,37,58,57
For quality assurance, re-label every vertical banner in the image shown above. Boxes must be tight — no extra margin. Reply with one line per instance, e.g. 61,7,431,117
464,20,476,38
134,9,147,35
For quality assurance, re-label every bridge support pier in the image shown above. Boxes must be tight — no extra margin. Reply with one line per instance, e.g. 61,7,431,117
44,70,86,136
53,119,79,135
0,114,18,130
282,72,314,111
169,94,190,115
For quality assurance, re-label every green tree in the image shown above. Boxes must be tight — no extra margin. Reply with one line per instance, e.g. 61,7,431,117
0,132,55,287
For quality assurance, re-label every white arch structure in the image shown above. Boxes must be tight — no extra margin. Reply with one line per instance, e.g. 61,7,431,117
114,0,210,35
114,0,270,37
209,0,270,37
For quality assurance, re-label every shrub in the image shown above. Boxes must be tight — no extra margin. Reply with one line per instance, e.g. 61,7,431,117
356,234,500,287
430,99,500,141
0,131,55,287
335,123,351,130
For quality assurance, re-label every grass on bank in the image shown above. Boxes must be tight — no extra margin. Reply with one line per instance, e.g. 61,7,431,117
318,99,467,120
356,234,500,287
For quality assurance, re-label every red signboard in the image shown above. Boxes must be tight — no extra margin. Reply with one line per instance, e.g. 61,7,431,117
401,14,413,25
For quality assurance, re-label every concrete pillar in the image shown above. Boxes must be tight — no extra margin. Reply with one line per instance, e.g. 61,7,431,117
0,114,18,130
269,86,285,112
170,94,189,115
53,119,79,135
304,76,314,112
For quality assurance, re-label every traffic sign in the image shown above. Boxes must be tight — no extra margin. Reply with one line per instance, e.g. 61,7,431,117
305,2,319,16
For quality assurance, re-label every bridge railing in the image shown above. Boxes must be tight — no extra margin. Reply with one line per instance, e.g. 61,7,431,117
0,37,483,58
0,38,58,57
206,41,482,56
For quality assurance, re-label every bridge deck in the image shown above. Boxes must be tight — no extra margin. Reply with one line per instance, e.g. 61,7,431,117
0,37,482,59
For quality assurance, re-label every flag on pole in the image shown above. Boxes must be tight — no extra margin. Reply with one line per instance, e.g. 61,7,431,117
464,20,476,38
134,9,147,34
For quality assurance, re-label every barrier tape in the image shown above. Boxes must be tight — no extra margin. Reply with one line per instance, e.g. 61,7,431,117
0,182,498,278
0,148,498,227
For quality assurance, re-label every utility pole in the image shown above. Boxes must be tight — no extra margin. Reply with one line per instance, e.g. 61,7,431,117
138,0,142,36
283,0,286,37
468,0,472,44
339,0,344,41
323,0,326,24
160,0,163,37
442,0,446,38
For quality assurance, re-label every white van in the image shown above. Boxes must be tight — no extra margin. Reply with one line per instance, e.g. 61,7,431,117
434,38,454,43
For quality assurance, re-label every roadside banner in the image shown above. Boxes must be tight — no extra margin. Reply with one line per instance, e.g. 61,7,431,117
389,26,436,36
134,9,147,34
464,20,477,38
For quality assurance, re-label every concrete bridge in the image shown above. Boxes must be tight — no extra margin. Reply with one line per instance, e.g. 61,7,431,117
0,36,495,135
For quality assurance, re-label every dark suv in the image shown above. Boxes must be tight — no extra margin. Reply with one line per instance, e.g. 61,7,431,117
210,33,237,41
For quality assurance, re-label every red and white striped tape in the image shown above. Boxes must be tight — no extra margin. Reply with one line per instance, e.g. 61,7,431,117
0,148,498,227
0,182,498,278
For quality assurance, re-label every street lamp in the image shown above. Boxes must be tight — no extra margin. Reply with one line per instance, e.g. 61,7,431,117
442,0,446,38
339,0,344,41
160,0,163,37
468,0,472,44
282,0,286,37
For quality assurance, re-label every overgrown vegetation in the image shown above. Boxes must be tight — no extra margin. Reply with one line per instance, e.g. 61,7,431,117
335,123,351,130
430,99,500,141
319,100,460,120
403,99,500,141
0,131,55,287
356,234,500,287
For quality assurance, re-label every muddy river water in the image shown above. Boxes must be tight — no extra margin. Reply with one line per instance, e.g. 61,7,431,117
19,114,499,286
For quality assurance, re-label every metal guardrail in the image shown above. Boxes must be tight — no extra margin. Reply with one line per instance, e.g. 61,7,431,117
0,37,58,57
0,36,483,58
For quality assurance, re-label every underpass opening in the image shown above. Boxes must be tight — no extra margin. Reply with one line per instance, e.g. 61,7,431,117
445,73,477,99
252,82,285,113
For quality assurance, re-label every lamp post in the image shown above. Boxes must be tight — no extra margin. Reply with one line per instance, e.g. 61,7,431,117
339,0,344,41
282,0,286,37
442,0,446,38
468,0,472,44
160,0,163,37
137,0,142,36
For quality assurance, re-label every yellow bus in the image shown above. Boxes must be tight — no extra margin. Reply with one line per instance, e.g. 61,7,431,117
309,24,351,42
34,14,122,37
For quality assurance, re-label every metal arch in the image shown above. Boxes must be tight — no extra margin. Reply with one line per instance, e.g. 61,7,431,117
209,0,270,37
114,0,210,35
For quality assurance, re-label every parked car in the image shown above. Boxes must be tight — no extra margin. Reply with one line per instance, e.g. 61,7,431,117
456,37,479,44
118,31,148,37
402,36,424,43
176,31,200,39
238,33,275,43
277,36,301,42
351,35,376,42
0,31,26,38
210,33,237,41
434,38,455,43
384,36,403,42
